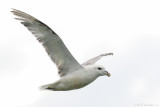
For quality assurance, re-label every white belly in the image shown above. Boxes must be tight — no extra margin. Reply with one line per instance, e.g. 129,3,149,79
54,71,98,91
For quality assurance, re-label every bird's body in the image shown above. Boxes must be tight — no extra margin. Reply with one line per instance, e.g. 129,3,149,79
42,65,105,91
11,9,112,91
57,68,95,90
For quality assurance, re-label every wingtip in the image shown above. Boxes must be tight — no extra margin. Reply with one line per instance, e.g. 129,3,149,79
10,8,21,17
10,8,18,13
102,52,113,56
110,53,113,55
10,8,15,14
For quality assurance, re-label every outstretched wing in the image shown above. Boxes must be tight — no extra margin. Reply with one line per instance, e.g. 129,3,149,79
82,53,113,66
11,9,82,77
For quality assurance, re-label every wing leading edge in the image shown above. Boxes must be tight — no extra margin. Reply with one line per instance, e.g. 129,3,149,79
11,9,83,77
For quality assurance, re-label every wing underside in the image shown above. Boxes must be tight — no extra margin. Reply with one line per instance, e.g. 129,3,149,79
11,9,82,76
82,53,113,66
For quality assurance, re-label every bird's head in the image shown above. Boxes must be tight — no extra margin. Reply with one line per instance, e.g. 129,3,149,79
85,65,111,77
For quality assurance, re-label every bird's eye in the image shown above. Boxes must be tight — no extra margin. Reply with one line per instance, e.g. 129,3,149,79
98,67,102,70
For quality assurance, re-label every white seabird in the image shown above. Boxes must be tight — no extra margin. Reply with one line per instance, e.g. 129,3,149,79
11,9,113,91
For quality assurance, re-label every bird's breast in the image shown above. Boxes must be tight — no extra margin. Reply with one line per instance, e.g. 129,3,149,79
61,71,98,89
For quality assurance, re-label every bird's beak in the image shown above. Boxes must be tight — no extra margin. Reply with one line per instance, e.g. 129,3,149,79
105,71,111,77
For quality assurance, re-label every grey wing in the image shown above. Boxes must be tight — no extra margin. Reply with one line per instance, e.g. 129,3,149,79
11,9,83,77
82,53,113,66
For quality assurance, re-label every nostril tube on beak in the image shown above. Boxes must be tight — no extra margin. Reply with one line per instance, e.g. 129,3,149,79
105,71,111,77
107,72,111,77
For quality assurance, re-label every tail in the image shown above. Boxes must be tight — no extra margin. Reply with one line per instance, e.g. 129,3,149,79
39,81,60,91
40,84,53,91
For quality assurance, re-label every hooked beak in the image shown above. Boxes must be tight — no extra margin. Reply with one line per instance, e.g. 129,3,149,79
105,71,111,77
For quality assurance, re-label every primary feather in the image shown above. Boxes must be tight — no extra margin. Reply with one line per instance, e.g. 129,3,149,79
11,9,82,77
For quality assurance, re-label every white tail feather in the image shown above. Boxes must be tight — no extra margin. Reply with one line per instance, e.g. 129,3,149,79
39,84,50,90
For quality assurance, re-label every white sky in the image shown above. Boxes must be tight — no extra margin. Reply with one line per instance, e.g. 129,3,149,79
0,0,160,107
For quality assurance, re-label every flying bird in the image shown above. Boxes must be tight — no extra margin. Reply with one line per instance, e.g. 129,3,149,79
11,9,113,91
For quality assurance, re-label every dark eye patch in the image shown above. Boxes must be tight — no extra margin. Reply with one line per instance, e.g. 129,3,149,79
98,67,102,70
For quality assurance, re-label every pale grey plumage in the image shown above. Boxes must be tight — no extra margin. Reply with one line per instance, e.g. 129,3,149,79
11,9,82,77
82,53,113,66
11,9,112,91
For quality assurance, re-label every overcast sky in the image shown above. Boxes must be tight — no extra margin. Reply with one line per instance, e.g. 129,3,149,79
0,0,160,107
